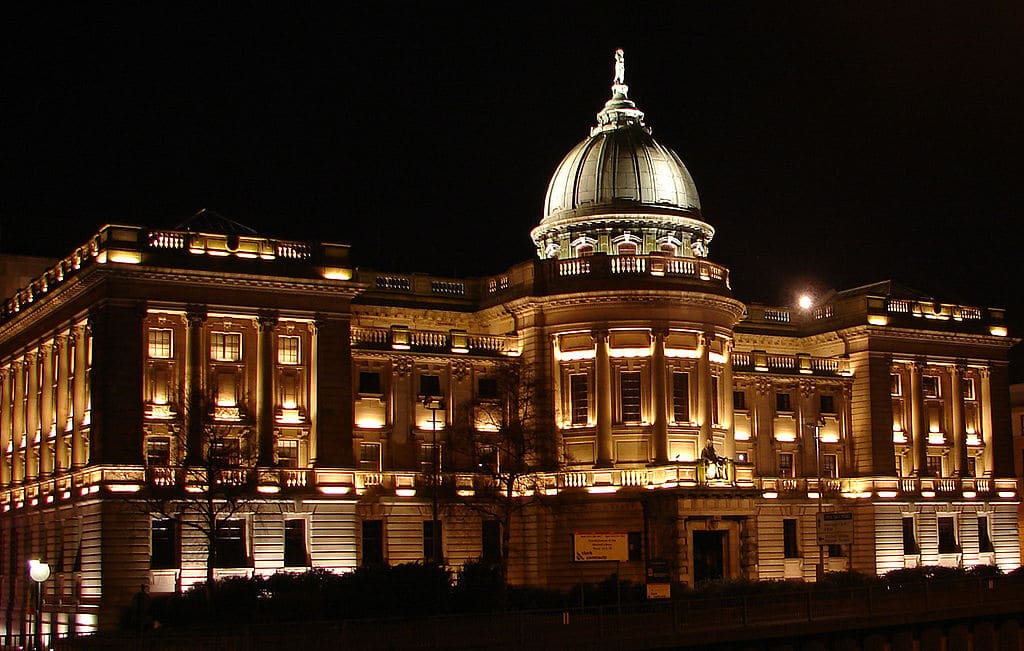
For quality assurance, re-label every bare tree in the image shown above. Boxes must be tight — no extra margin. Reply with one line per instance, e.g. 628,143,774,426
448,360,561,584
130,392,263,591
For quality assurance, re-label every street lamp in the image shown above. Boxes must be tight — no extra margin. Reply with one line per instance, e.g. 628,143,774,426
28,559,50,651
423,396,444,564
808,417,826,582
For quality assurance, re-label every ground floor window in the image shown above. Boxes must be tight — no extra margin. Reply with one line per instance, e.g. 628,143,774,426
902,516,919,554
214,518,248,568
783,519,799,558
362,520,384,566
423,520,442,563
283,519,308,567
978,515,994,553
151,518,178,569
937,516,959,554
482,520,501,565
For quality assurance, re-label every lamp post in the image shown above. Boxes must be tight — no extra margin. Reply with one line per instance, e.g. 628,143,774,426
28,559,50,651
423,396,444,564
809,417,826,582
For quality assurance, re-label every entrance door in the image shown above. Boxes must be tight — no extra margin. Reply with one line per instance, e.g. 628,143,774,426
692,530,727,584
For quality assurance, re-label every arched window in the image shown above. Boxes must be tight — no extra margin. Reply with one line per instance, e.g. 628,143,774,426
617,241,637,256
659,242,677,256
576,243,594,257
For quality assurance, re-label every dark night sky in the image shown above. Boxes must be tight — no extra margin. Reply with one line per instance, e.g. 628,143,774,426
2,4,1022,367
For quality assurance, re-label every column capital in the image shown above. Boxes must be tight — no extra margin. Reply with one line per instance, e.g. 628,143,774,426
257,311,279,330
590,328,609,342
650,327,669,340
185,305,207,327
910,357,927,371
700,331,716,348
953,360,968,375
978,366,991,380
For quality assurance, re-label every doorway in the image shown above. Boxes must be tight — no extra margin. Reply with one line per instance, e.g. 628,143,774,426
692,530,727,584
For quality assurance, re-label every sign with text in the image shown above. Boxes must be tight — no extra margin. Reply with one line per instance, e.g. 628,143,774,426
573,531,629,562
816,511,854,545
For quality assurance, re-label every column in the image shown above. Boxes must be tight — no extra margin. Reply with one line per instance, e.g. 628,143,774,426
697,332,714,453
551,336,563,427
70,327,88,469
0,371,8,487
950,362,968,476
255,312,278,467
12,361,25,482
798,380,817,477
86,302,145,464
39,342,56,477
54,334,70,471
721,340,736,460
593,329,613,467
979,367,993,476
24,352,38,481
651,329,668,464
183,307,206,464
909,359,928,475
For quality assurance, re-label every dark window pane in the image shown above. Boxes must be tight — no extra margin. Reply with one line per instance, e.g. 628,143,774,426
733,390,746,411
620,371,641,423
214,519,247,568
628,531,643,561
819,395,836,414
672,373,689,422
902,517,918,554
359,371,382,395
783,519,799,558
776,393,792,412
419,374,441,397
478,378,499,399
151,519,178,569
978,516,994,553
938,517,958,554
423,520,442,563
362,520,384,567
284,519,307,567
570,374,589,426
482,520,501,565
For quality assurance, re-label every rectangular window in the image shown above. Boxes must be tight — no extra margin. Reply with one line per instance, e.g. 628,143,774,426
620,371,642,423
962,377,976,401
146,437,171,466
570,373,589,426
362,520,384,567
827,544,844,558
150,518,178,569
891,374,902,396
902,516,918,554
358,371,382,395
276,440,299,468
477,377,499,400
359,442,381,471
819,394,836,415
148,328,172,359
419,443,441,473
926,455,943,477
419,374,442,398
783,519,799,558
210,438,241,466
277,336,300,365
477,443,498,474
283,519,308,567
672,372,690,423
978,516,994,553
733,390,746,411
778,453,794,478
966,457,977,477
895,456,903,478
776,392,792,413
214,518,247,568
210,332,242,362
822,453,838,479
482,520,501,565
937,516,959,554
423,520,442,562
922,376,940,399
711,377,720,425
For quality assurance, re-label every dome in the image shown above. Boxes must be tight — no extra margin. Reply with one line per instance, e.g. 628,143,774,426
531,51,714,260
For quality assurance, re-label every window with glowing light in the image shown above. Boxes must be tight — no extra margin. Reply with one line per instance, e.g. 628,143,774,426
146,437,170,466
962,377,976,401
210,332,242,362
822,453,838,478
576,244,594,257
890,374,902,396
569,374,589,426
276,440,298,468
359,442,381,471
477,443,498,474
277,336,300,365
419,442,441,473
778,453,794,478
922,376,940,399
148,328,172,359
926,455,943,477
616,241,637,256
672,372,690,423
619,371,642,423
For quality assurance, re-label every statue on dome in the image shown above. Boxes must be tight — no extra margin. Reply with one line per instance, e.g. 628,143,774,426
690,237,707,258
613,48,626,86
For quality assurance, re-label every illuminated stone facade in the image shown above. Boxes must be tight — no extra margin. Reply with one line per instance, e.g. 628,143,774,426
0,53,1018,640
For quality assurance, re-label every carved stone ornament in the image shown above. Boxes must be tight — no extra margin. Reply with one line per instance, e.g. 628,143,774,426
392,357,414,377
451,361,472,382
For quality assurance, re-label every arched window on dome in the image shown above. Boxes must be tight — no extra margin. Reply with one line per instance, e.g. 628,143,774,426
572,236,597,258
616,241,637,256
612,234,640,256
656,236,682,257
659,243,677,257
577,244,594,257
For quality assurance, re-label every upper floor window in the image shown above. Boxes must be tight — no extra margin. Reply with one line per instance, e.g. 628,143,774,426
214,518,248,568
569,373,589,426
146,437,170,466
659,243,677,257
891,374,902,396
148,328,172,359
277,336,300,365
926,455,943,477
962,377,976,401
477,377,499,400
776,392,792,413
778,453,794,478
672,372,690,423
819,394,836,414
211,332,242,362
359,442,381,471
419,374,442,399
358,371,382,395
620,371,642,423
822,453,838,478
576,244,594,257
276,440,298,468
616,241,637,256
902,516,919,554
922,375,940,399
733,390,747,411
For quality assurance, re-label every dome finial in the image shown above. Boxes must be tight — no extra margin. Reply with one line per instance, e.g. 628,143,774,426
612,48,628,98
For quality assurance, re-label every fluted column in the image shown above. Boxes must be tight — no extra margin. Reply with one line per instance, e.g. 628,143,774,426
39,342,56,476
256,312,278,467
12,361,25,482
909,359,929,475
70,327,89,469
798,380,817,477
54,334,71,471
183,307,206,464
24,352,38,481
950,362,968,476
594,329,613,467
651,329,668,464
697,332,714,453
0,371,9,487
979,367,993,476
721,340,736,460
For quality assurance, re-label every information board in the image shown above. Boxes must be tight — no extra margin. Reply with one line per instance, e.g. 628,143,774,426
816,511,854,545
573,531,629,562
